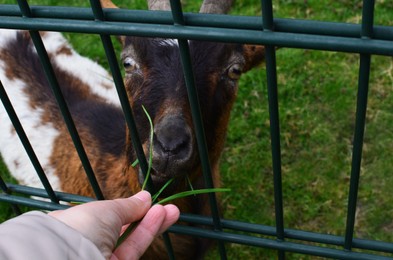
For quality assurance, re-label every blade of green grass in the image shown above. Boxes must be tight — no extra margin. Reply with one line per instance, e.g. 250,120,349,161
156,188,231,205
116,187,230,248
152,178,174,203
141,105,153,191
186,176,194,192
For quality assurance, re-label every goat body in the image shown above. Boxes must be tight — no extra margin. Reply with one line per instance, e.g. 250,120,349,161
0,30,129,194
0,12,264,260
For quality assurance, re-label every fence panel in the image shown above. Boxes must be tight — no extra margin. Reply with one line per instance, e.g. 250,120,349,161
0,0,392,259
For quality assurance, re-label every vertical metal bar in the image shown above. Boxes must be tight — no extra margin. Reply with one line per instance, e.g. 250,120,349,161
89,0,105,21
361,0,375,38
89,0,172,255
0,175,10,194
15,0,31,17
177,36,225,228
344,0,374,251
89,0,174,256
89,0,154,192
0,80,59,204
169,0,227,259
16,0,105,200
261,0,285,259
103,36,155,192
261,0,274,30
169,0,184,25
161,232,175,260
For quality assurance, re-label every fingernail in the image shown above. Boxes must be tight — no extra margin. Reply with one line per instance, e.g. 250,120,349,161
133,190,151,204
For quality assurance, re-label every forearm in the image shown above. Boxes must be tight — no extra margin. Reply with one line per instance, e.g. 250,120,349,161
0,211,104,260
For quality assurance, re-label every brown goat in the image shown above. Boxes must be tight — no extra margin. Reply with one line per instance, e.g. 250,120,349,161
0,0,265,258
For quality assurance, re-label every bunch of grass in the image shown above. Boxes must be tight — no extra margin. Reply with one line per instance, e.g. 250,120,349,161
116,105,229,247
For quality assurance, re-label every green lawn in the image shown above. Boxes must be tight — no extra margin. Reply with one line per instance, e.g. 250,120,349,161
1,0,393,259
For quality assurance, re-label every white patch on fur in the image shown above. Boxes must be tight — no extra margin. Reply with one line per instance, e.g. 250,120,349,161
0,29,17,49
40,32,120,106
0,30,122,193
39,31,69,54
0,60,61,191
55,54,120,105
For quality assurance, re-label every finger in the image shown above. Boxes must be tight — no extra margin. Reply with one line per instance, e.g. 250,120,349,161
158,204,180,234
48,191,152,245
110,190,152,225
113,204,167,260
49,191,151,225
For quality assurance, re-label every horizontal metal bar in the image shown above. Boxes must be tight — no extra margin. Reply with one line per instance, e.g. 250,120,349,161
1,194,391,259
1,189,391,255
5,183,95,203
179,214,393,254
168,225,392,260
1,5,393,41
0,16,392,56
0,194,69,211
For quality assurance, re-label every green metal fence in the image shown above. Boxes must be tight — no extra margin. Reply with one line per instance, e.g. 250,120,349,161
0,0,393,259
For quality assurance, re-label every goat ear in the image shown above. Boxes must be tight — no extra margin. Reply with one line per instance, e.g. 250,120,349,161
117,35,126,47
242,45,266,72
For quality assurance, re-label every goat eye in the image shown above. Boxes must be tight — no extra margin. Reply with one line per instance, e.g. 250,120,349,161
123,57,138,73
227,64,243,80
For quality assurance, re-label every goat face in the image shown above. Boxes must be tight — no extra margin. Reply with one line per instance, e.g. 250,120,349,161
121,37,264,191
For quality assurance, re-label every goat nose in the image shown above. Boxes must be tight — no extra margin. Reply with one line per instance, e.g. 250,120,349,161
154,116,192,158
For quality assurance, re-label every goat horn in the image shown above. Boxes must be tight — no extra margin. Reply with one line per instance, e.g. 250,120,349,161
147,0,171,11
200,0,234,14
100,0,118,9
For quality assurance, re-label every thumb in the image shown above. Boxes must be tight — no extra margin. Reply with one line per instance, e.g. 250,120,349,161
110,191,153,225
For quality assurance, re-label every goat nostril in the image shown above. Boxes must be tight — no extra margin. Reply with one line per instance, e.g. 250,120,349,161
154,120,191,157
155,131,189,154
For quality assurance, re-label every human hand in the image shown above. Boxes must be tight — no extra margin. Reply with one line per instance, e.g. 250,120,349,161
48,191,179,260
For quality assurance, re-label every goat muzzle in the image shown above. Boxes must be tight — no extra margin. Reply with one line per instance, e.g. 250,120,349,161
139,115,196,189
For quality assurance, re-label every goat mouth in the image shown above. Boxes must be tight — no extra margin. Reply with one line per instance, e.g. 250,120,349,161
150,171,171,187
137,168,177,195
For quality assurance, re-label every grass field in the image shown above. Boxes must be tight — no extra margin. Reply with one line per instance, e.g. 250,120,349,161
1,0,393,259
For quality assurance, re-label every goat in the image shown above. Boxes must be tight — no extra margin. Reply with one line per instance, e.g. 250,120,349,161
0,0,265,258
